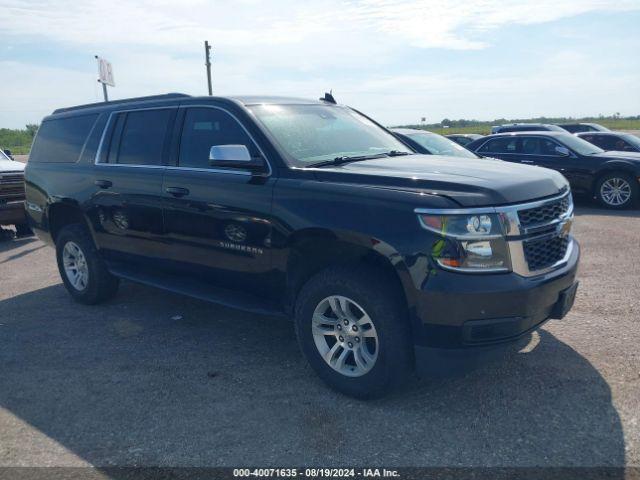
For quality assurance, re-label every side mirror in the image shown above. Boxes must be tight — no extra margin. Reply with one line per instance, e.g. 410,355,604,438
555,146,571,156
208,145,265,171
4,149,13,160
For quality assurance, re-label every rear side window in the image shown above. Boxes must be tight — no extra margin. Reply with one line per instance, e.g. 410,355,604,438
478,137,517,154
178,107,259,169
520,137,562,156
113,109,173,165
30,114,98,163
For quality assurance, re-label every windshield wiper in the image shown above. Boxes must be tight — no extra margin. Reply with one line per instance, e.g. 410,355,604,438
386,150,412,156
306,153,389,168
306,151,412,168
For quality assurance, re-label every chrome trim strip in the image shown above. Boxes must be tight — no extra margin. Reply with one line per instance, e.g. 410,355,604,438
436,261,510,274
93,104,272,177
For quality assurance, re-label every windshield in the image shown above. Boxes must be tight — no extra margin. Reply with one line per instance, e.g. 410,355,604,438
248,104,412,166
621,134,640,149
557,133,605,155
406,133,478,159
0,149,10,161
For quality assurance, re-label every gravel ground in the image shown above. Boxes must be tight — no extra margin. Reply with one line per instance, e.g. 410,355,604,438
0,199,638,470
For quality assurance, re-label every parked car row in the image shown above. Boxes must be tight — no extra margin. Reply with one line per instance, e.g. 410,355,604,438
491,122,610,134
464,132,640,209
408,122,640,210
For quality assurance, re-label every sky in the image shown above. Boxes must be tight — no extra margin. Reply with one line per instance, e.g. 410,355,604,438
1,0,639,129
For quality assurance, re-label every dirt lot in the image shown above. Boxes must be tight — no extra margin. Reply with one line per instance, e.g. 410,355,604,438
0,200,638,470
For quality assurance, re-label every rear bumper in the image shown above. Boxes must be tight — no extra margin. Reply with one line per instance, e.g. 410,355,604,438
411,238,580,349
0,201,26,225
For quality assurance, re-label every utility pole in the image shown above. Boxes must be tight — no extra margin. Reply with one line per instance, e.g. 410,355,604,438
100,80,109,102
204,41,212,96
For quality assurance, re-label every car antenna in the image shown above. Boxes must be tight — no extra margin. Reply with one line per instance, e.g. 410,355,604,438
320,90,337,104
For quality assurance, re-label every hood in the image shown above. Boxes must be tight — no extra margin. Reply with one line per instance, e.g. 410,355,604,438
0,159,24,173
592,151,640,162
311,155,567,207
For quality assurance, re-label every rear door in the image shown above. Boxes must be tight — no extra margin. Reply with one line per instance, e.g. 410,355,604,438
91,107,176,264
160,105,276,298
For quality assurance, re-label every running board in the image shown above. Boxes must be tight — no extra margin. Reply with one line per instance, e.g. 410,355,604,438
107,262,286,317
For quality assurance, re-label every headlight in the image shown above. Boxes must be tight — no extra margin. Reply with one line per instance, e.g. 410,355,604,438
417,212,511,272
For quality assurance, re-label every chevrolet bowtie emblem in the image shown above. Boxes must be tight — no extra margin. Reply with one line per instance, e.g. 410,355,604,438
557,218,572,238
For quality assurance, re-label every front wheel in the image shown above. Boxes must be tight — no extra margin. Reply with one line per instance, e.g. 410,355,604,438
294,265,413,399
596,172,637,209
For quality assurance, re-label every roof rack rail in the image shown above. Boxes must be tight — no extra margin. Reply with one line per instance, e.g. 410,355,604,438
52,93,191,114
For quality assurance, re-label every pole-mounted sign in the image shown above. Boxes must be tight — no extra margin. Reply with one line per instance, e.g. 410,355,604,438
95,55,115,101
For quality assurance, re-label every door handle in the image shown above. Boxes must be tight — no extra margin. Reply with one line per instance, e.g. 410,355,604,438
165,186,190,197
521,160,534,164
94,179,113,189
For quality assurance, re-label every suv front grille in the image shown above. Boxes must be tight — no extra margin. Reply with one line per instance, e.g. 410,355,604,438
0,173,25,202
523,235,569,271
518,195,570,228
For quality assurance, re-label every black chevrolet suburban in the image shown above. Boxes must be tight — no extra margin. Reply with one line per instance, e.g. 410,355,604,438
24,93,580,398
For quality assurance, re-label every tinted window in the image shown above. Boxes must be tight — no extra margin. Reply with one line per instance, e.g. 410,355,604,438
29,114,98,163
560,125,580,133
179,108,259,169
598,135,635,152
405,133,478,159
581,135,615,150
555,133,604,155
478,137,517,153
520,137,562,156
116,109,172,165
454,137,472,146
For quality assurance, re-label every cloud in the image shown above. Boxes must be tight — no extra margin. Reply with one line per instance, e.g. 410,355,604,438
3,0,639,51
0,0,638,127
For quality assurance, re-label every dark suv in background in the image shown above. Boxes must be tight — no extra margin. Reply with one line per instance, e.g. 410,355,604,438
557,123,609,133
466,132,640,209
25,93,579,398
490,123,565,134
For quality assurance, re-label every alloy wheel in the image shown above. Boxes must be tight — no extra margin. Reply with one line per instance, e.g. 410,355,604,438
600,177,632,206
62,241,89,291
311,295,379,377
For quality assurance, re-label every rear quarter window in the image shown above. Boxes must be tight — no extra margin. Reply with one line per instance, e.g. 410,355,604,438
29,114,99,163
478,137,518,154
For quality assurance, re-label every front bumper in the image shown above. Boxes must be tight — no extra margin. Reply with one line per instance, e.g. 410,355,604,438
0,201,26,225
411,238,580,349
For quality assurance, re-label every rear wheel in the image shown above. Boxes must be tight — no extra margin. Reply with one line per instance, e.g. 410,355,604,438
596,172,637,209
55,224,119,304
294,265,413,399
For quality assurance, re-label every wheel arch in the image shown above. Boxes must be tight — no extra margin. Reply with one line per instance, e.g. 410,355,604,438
284,228,418,324
592,163,639,195
47,200,96,245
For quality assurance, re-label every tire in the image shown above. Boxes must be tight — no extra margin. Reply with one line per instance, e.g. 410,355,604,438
15,222,33,237
595,172,638,209
55,224,119,304
294,265,413,399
